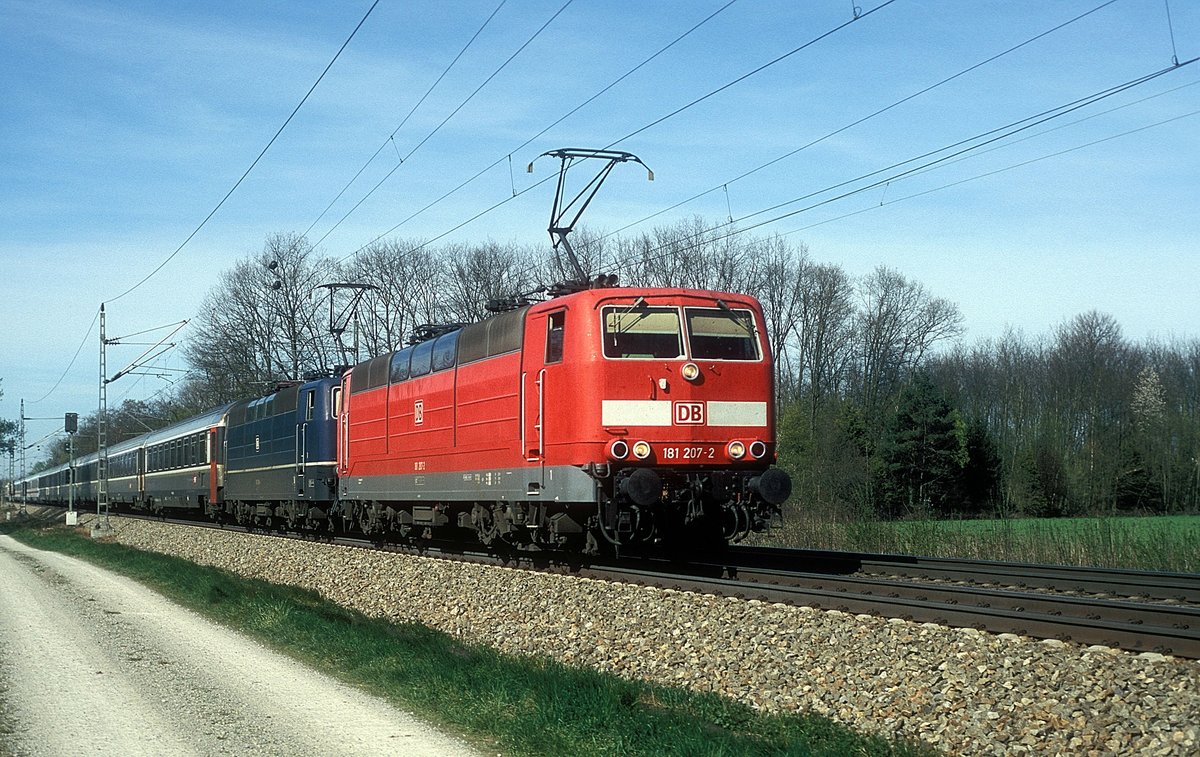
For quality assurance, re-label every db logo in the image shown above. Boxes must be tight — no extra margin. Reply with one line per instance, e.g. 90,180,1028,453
673,401,705,425
414,400,424,426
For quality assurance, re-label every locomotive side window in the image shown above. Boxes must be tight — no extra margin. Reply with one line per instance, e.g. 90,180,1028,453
685,308,761,361
389,347,413,383
276,387,298,414
305,390,316,421
367,354,391,390
349,361,372,395
432,331,459,372
602,306,683,359
545,311,565,363
331,386,342,418
457,305,530,366
457,322,488,364
488,306,527,356
409,339,434,377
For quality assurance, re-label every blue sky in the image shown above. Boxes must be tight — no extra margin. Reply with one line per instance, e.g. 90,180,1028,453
2,0,1198,465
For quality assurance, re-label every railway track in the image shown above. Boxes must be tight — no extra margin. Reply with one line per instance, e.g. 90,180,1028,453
22,506,1200,659
726,544,1200,603
581,545,1200,659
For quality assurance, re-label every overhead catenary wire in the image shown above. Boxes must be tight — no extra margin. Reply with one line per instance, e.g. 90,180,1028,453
600,0,1125,241
602,0,897,149
405,15,1197,293
309,0,576,251
339,0,893,270
779,107,1200,239
1164,0,1181,65
27,309,99,406
894,77,1200,186
26,2,382,412
302,0,511,240
610,57,1199,270
333,0,743,262
105,0,383,305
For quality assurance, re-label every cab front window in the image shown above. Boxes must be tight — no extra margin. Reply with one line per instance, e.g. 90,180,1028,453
685,307,761,360
602,306,683,359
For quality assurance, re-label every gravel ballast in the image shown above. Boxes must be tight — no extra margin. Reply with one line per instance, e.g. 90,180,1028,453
90,516,1200,755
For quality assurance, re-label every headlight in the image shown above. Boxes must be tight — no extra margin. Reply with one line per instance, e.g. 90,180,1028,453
632,440,653,459
609,440,629,460
681,362,701,381
727,441,746,460
749,440,767,459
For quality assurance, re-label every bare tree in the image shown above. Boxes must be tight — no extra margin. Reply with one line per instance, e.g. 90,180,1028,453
441,241,542,324
797,262,856,409
748,238,808,400
787,260,857,470
618,216,756,290
182,233,335,402
263,232,339,379
340,238,445,356
853,266,964,421
1045,311,1136,511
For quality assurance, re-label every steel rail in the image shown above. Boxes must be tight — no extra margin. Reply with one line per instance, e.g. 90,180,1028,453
726,545,1200,603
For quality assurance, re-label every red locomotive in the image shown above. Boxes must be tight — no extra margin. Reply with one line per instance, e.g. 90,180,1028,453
335,284,790,553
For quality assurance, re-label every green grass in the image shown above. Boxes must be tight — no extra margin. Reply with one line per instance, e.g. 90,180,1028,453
0,518,932,757
762,508,1200,572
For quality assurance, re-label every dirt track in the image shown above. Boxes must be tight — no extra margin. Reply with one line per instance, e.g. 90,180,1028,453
0,534,481,756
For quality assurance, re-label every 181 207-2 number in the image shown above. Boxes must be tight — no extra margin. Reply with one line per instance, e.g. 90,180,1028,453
660,446,716,460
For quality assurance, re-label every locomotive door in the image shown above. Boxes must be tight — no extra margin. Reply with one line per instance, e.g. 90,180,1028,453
521,309,567,476
295,422,307,497
295,388,314,497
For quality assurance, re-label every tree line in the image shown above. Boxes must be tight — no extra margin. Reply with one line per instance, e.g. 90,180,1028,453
23,220,1200,518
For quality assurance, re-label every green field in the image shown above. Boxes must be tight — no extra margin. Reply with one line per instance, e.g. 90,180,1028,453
763,510,1200,573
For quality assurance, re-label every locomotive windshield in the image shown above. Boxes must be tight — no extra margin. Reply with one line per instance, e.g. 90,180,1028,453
685,307,760,360
602,304,761,360
603,307,684,359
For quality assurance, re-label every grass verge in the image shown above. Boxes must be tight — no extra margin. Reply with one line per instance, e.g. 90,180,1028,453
762,509,1200,572
0,518,932,757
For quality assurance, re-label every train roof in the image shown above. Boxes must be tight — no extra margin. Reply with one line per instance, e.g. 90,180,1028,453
139,403,234,447
346,285,766,375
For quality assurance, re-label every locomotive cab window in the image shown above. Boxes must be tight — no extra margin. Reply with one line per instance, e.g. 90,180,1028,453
545,311,565,364
685,308,761,361
602,306,683,359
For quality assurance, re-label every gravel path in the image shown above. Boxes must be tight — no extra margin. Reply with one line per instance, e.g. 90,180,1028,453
91,515,1200,756
0,533,482,757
